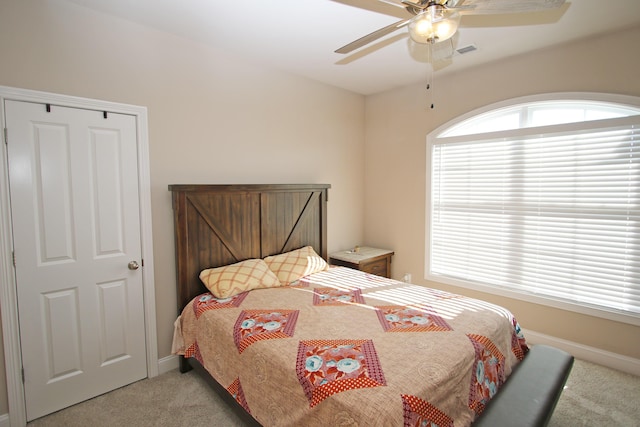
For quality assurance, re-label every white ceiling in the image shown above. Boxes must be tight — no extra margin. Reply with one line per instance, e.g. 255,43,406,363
67,0,640,95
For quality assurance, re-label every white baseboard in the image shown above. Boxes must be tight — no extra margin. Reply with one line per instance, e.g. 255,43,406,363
523,328,640,376
157,354,179,375
0,413,9,427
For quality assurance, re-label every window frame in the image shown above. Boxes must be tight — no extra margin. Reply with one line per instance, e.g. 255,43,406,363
425,92,640,327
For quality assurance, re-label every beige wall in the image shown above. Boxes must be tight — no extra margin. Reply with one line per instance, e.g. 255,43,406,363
364,26,640,360
0,0,365,415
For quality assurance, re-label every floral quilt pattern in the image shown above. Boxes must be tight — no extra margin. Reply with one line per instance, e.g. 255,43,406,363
227,378,251,415
312,287,365,306
234,309,299,354
402,394,454,427
192,292,248,319
467,334,506,415
375,305,452,332
183,340,203,365
511,317,528,361
296,339,386,407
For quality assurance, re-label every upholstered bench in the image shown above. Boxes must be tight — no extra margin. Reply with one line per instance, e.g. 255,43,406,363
473,344,574,427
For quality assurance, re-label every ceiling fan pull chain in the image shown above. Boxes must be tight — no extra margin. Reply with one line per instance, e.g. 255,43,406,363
428,77,435,109
425,82,434,109
426,44,435,109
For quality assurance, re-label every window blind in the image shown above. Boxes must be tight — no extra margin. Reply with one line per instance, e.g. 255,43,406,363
429,117,640,317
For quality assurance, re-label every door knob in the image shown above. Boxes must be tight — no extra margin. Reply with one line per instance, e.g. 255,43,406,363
128,261,140,270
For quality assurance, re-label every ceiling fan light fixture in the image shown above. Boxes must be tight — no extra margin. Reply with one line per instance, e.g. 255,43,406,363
408,6,460,44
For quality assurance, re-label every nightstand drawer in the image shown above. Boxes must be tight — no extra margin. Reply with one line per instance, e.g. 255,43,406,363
360,258,388,277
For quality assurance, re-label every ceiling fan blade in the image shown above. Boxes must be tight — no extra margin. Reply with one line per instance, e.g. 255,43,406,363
452,0,565,15
335,19,411,54
376,0,408,9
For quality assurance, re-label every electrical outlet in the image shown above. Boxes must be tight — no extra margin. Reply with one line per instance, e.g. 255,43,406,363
402,273,412,283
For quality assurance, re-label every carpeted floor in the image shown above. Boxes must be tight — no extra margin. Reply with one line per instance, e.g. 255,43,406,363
547,358,640,427
27,358,640,427
27,367,247,427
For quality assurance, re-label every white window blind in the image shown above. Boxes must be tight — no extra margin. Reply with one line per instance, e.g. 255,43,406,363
429,116,640,318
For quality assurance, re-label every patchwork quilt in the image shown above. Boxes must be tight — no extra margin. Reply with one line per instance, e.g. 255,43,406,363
173,267,528,426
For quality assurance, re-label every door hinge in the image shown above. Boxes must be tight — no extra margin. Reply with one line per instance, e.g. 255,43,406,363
21,367,25,383
12,251,16,267
3,128,7,145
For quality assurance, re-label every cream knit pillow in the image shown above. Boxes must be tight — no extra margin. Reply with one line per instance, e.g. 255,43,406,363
264,246,328,285
200,259,282,298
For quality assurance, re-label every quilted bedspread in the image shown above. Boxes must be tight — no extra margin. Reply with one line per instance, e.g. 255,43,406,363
173,267,528,427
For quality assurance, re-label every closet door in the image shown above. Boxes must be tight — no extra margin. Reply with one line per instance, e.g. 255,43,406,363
5,100,147,421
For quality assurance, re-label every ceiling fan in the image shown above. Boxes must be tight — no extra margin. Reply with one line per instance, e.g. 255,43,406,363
335,0,567,54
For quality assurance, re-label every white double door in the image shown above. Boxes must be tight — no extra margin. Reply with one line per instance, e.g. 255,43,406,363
5,100,147,421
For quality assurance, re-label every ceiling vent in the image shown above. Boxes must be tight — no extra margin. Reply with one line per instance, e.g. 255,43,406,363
455,44,478,56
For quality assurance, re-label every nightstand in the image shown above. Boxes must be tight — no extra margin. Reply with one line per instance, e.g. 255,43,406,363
329,246,394,278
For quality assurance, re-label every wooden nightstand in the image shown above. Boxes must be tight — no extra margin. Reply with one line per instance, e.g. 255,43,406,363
329,247,394,279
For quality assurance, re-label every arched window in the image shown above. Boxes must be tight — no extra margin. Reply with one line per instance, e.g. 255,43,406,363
426,93,640,325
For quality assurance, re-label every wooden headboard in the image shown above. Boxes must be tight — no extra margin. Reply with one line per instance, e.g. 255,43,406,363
169,184,330,313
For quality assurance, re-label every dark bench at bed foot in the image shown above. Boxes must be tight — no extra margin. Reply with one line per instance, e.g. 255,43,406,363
473,344,574,427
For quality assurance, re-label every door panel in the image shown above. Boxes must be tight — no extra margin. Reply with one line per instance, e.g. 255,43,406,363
5,100,147,421
97,279,130,364
33,122,75,263
42,287,82,381
91,127,125,256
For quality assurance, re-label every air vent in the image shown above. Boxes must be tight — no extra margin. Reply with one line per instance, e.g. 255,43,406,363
455,44,478,55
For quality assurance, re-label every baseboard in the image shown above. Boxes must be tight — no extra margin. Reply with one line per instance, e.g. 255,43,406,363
0,413,9,427
158,354,179,375
523,328,640,376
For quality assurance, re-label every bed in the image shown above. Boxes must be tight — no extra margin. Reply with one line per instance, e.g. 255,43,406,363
170,184,572,427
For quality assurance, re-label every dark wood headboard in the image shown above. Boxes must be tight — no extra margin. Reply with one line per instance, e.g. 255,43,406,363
169,184,330,313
